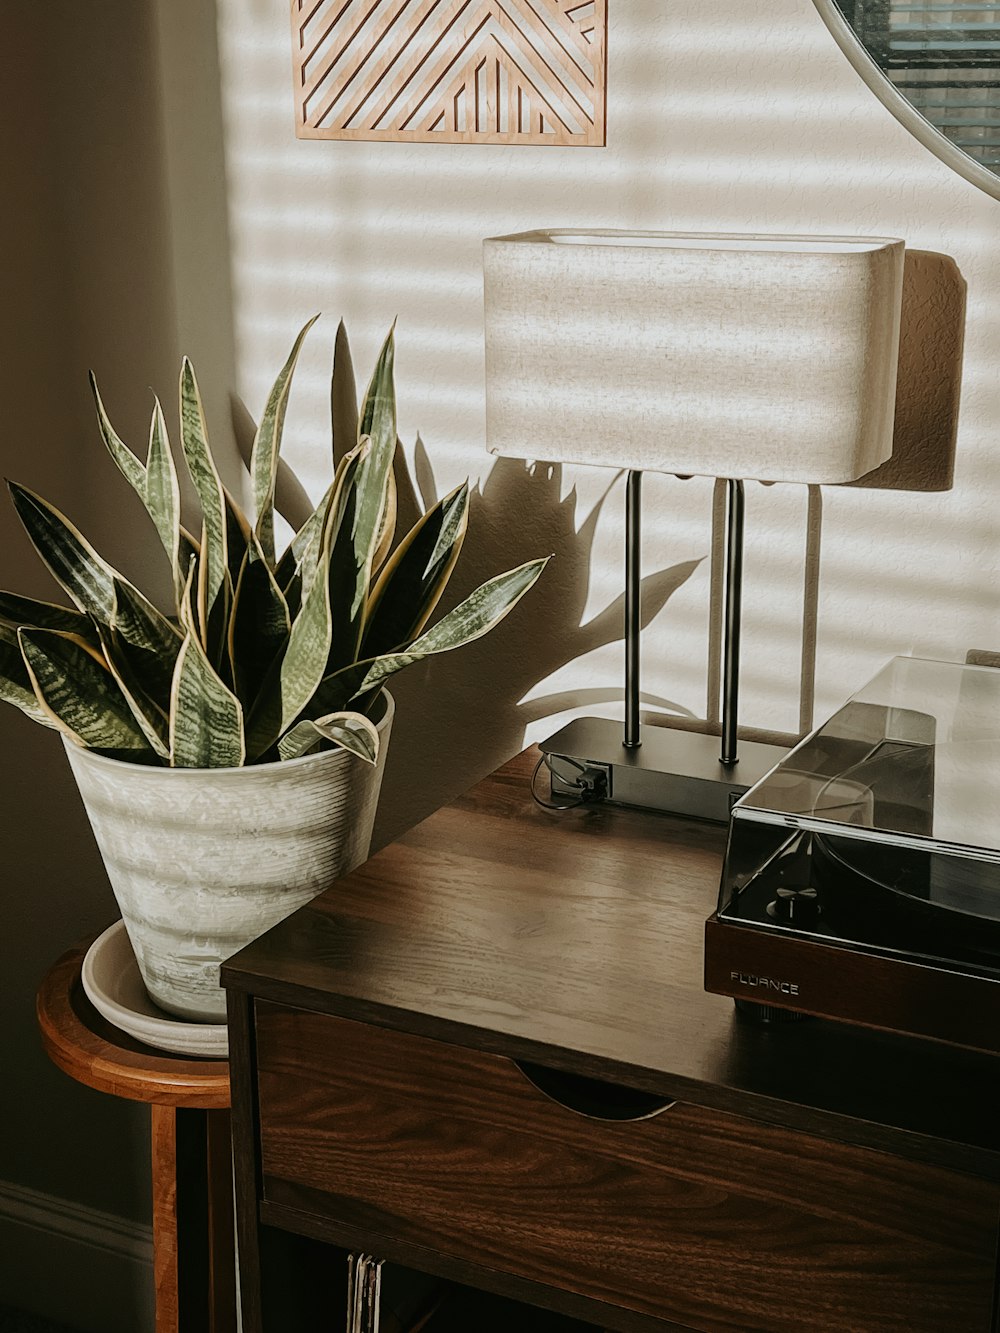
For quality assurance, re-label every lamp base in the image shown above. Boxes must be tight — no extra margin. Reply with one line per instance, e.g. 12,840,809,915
539,717,787,823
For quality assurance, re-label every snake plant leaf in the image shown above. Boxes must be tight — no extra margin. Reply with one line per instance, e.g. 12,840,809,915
331,319,359,468
95,622,170,760
89,374,145,494
277,709,379,764
274,430,362,600
362,482,468,659
111,577,181,708
371,468,397,574
169,570,245,768
224,488,251,590
8,482,117,622
228,530,291,709
0,623,57,728
244,443,369,758
274,482,330,599
251,315,319,566
0,591,96,638
274,476,337,620
310,556,549,716
18,627,153,756
144,398,182,596
91,380,183,599
169,630,246,768
179,525,201,565
359,324,396,452
179,358,228,629
326,432,395,676
7,483,177,668
232,393,314,532
112,576,182,654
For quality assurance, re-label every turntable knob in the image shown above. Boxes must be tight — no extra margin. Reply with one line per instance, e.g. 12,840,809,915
767,885,820,925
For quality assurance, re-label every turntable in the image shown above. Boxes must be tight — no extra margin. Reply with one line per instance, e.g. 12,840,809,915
704,656,1000,1054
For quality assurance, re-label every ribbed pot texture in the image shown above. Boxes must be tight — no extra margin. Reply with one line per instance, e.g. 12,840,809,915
63,691,394,1022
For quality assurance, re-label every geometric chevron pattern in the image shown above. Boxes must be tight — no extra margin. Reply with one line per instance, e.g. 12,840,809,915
290,0,607,145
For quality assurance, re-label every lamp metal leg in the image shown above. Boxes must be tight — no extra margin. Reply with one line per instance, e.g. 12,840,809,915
624,469,642,749
721,477,745,767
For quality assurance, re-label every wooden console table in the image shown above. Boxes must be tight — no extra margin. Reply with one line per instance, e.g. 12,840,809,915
224,749,1000,1332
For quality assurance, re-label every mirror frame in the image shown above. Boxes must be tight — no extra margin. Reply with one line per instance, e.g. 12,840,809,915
813,0,1000,203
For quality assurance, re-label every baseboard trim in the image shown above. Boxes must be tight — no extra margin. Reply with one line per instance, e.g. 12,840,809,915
0,1178,152,1261
0,1179,153,1333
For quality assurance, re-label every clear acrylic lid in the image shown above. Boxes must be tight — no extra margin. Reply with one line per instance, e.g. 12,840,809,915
735,657,1000,864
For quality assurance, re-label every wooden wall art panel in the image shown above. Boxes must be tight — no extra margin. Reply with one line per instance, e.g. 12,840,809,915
290,0,607,146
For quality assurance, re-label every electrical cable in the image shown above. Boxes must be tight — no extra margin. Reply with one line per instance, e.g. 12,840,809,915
530,752,598,812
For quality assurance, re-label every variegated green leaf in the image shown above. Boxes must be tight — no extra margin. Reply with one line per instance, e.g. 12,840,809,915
232,393,314,531
0,591,95,638
144,398,182,596
331,318,359,468
111,577,181,709
91,380,183,599
179,358,228,626
310,556,548,716
90,374,145,493
8,484,178,671
251,315,319,566
168,631,245,768
359,325,396,453
96,622,170,759
362,482,468,658
326,420,395,675
245,444,369,758
370,468,396,574
0,623,57,728
8,482,117,622
112,576,182,654
18,628,152,756
179,526,201,567
223,488,251,597
277,710,378,764
275,484,328,598
229,530,291,709
169,571,244,768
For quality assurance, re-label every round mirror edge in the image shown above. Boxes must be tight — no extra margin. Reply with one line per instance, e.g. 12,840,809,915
811,0,1000,205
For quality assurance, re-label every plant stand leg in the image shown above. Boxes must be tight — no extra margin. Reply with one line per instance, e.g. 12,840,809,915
151,1105,237,1333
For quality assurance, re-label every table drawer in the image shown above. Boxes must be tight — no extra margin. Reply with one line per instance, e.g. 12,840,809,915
256,1003,999,1332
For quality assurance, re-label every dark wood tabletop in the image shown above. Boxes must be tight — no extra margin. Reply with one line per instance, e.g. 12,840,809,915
223,748,1000,1180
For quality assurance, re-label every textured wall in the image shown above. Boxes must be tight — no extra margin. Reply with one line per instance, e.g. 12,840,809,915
214,0,998,840
0,5,176,1326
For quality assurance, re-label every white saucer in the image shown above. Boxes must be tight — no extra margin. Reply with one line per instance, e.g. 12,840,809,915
81,921,228,1059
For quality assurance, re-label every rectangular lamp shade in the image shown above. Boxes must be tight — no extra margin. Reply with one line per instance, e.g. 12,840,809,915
483,230,905,484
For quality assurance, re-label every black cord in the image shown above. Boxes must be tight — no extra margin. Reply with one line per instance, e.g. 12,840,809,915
530,752,588,812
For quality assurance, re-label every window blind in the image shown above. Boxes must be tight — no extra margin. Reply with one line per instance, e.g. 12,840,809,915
837,2,1000,173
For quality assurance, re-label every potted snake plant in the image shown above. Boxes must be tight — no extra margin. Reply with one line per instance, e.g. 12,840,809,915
0,319,545,1021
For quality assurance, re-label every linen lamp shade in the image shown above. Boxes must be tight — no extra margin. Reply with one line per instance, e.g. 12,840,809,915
483,230,905,484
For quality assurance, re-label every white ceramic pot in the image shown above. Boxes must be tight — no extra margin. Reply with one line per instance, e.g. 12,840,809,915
63,691,394,1022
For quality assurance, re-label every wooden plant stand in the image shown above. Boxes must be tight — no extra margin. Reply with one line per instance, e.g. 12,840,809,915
37,937,235,1333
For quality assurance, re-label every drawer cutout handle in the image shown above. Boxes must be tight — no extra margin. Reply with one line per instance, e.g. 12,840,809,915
516,1061,676,1122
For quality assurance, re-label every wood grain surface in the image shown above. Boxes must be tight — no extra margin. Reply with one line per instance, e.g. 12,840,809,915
151,1105,237,1333
224,750,1000,1177
705,910,1000,1054
38,939,230,1108
255,1003,1000,1333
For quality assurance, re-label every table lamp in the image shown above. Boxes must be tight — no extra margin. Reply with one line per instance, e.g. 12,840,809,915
483,229,905,821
